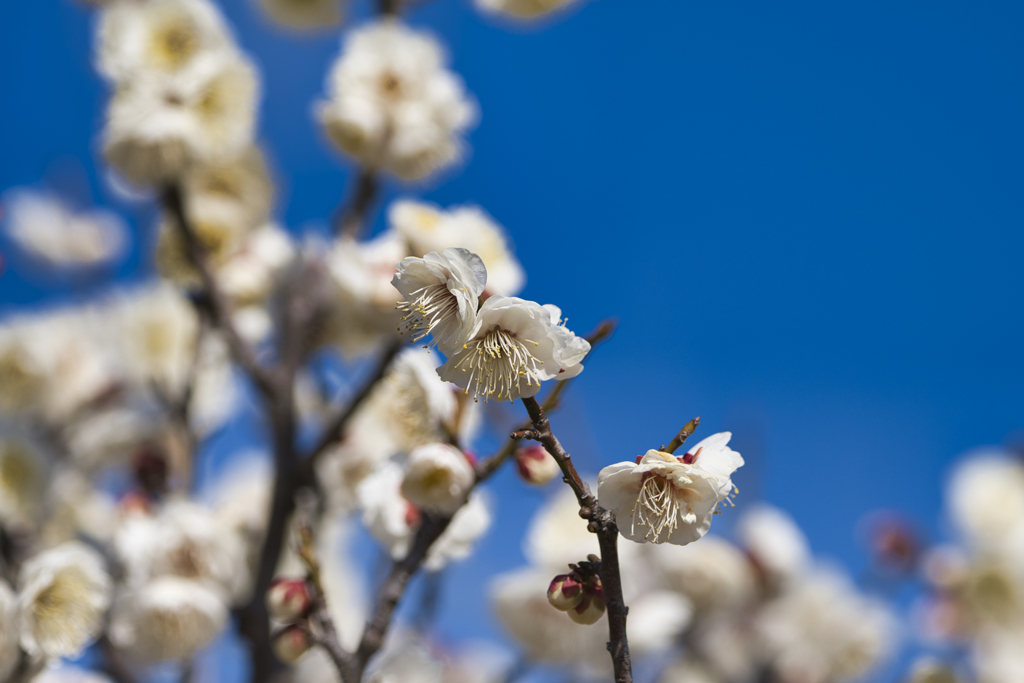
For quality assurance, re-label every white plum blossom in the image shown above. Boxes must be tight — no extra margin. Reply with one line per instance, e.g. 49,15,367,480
0,434,49,529
437,296,590,403
947,452,1024,554
103,51,260,187
16,542,113,658
0,580,19,682
393,248,487,352
652,535,757,611
736,503,811,584
256,0,343,31
96,0,234,83
400,443,476,514
598,433,743,545
390,200,525,296
108,575,229,663
316,21,477,181
1,189,128,268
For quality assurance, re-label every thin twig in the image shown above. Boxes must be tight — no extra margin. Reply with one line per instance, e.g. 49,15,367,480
334,169,379,238
162,184,276,397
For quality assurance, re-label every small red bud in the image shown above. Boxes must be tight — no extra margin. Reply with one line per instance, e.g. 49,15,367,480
567,583,606,625
404,501,422,528
515,445,560,486
547,573,584,611
267,578,313,622
272,624,311,663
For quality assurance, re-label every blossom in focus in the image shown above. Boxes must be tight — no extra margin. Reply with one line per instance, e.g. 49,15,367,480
400,443,476,514
393,248,487,353
103,51,260,187
437,296,589,403
96,0,234,83
474,0,581,20
390,200,525,296
255,0,343,31
16,541,113,658
316,21,478,181
1,189,128,268
597,433,743,545
108,575,229,663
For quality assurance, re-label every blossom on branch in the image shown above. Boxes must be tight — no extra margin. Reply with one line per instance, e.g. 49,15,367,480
393,248,487,353
400,442,476,514
316,21,478,181
437,296,590,403
597,432,744,545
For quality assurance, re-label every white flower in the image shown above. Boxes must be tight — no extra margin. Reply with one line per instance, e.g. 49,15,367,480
1,189,128,268
425,492,491,571
947,452,1024,553
437,296,589,403
524,487,600,570
0,580,19,683
256,0,342,31
652,535,756,611
390,200,525,296
108,575,228,663
755,568,897,683
393,248,487,353
63,403,163,471
114,499,249,604
41,468,118,546
474,0,581,20
17,542,113,658
400,443,475,514
96,0,235,83
735,503,811,584
216,223,295,307
0,434,49,529
597,433,743,545
366,642,443,683
316,21,477,181
29,666,114,683
103,51,260,187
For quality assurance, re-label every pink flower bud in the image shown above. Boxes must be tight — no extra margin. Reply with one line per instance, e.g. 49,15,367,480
515,445,560,486
547,573,584,611
267,577,312,622
567,584,606,625
272,624,311,663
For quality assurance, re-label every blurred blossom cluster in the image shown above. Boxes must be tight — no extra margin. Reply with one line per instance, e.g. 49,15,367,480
0,0,1018,683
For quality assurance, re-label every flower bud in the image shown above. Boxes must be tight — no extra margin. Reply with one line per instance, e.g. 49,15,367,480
267,577,312,622
272,624,311,663
568,584,606,625
547,573,583,611
515,445,560,486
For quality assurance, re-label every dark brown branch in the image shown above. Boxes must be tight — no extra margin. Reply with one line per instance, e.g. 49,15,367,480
663,416,701,455
334,169,379,238
161,184,276,397
519,396,633,683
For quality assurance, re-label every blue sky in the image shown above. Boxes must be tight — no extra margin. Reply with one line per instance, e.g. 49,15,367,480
2,0,1023,673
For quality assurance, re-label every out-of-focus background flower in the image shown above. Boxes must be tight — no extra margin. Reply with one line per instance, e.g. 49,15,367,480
1,1,1023,682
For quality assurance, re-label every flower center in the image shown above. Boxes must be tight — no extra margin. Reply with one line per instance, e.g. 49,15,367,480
631,474,682,542
397,282,460,346
453,327,542,403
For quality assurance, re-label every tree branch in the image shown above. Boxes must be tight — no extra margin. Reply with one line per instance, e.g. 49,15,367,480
161,184,276,397
518,396,633,683
334,169,379,238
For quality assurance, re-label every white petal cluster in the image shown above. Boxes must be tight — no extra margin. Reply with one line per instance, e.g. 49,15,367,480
436,295,590,403
316,21,477,181
597,432,744,545
390,200,525,296
1,189,128,268
0,581,20,682
16,542,113,658
0,434,50,530
96,0,261,187
393,248,486,351
400,442,476,514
